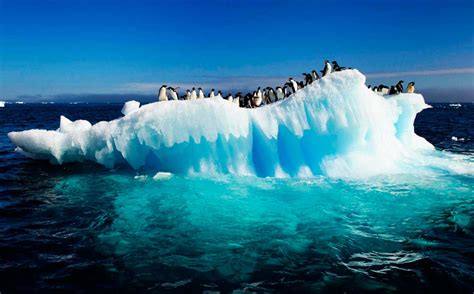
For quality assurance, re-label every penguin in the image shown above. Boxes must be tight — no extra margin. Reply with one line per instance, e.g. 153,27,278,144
233,92,242,106
252,91,262,107
367,85,371,89
185,89,191,100
268,87,277,103
298,81,305,90
209,89,215,98
388,86,398,95
261,88,269,104
198,87,205,99
377,84,389,96
257,87,263,101
288,78,298,92
311,70,320,82
167,86,179,100
244,93,252,108
321,60,332,77
275,86,285,100
303,73,312,85
406,82,415,93
284,83,295,96
217,90,223,99
395,80,404,93
331,61,345,72
225,93,233,102
190,87,197,100
158,85,168,101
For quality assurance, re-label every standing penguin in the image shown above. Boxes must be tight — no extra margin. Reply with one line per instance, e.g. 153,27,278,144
217,90,223,99
234,92,242,107
395,80,404,93
268,87,277,103
303,73,312,85
283,84,293,97
209,89,215,98
321,60,332,77
275,86,285,100
190,87,197,100
198,87,205,99
406,82,415,93
184,89,191,100
167,86,179,100
288,78,298,92
332,61,345,72
311,70,320,82
252,91,262,107
225,93,233,102
158,85,168,101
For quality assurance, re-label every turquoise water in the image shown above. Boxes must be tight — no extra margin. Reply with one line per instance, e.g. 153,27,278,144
52,169,473,291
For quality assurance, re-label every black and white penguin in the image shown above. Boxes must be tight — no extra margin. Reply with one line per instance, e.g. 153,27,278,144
190,87,197,100
303,73,312,85
208,89,215,98
275,86,285,100
331,61,345,72
288,78,298,92
388,86,398,95
244,93,252,108
321,60,332,77
185,89,191,100
158,85,168,101
406,82,415,93
298,81,304,90
376,84,389,96
283,84,293,97
225,93,233,102
198,87,205,99
217,90,223,99
311,70,320,81
252,90,262,107
267,87,277,103
234,92,242,107
395,80,404,93
167,86,179,100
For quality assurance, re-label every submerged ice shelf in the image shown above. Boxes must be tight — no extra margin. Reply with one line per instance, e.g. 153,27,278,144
7,70,473,178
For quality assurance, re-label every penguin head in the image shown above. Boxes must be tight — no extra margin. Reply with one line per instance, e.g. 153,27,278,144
211,88,215,91
324,60,329,64
398,80,404,84
161,85,167,88
408,82,415,86
192,87,195,90
198,87,202,90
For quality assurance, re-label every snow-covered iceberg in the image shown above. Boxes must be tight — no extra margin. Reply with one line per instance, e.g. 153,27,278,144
9,70,470,178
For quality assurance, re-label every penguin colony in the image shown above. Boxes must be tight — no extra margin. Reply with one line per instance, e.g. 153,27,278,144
158,60,416,107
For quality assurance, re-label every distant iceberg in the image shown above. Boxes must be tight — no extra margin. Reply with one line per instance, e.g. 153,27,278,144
8,70,472,178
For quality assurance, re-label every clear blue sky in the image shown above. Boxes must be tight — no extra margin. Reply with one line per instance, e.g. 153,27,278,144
0,0,473,101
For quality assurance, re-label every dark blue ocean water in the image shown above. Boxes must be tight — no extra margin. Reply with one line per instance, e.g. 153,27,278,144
0,103,473,293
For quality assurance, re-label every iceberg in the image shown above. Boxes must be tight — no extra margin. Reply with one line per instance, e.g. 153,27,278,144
8,70,471,178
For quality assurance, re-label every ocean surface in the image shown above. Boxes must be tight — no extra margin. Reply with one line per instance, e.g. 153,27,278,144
0,103,473,293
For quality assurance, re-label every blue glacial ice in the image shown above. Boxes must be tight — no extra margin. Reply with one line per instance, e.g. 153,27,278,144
7,70,473,178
